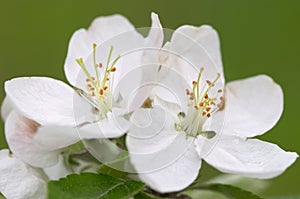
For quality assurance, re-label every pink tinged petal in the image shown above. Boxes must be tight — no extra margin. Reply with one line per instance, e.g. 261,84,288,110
126,107,202,193
197,135,298,179
1,96,13,121
0,149,47,199
4,77,82,126
5,112,61,168
211,75,284,138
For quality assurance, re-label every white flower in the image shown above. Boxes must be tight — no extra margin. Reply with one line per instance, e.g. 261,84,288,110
1,12,163,168
126,25,298,193
0,149,47,199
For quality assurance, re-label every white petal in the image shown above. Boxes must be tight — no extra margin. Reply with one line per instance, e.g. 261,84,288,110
43,155,70,180
122,12,163,109
4,77,83,126
78,109,129,139
127,107,178,154
167,25,225,85
152,65,191,113
128,131,201,193
198,135,298,179
1,96,13,121
64,14,139,86
145,12,164,48
64,13,163,107
153,26,225,112
210,75,284,137
5,112,61,168
33,125,80,151
127,107,202,193
0,149,47,199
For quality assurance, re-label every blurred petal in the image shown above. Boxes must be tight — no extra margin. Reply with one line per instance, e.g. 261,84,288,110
198,135,298,179
5,112,60,168
5,77,83,126
1,96,13,121
0,149,47,199
210,75,284,137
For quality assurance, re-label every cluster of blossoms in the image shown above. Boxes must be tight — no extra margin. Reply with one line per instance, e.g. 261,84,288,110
0,13,298,198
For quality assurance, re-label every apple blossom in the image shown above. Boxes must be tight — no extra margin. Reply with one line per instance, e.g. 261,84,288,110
126,25,298,193
1,12,163,168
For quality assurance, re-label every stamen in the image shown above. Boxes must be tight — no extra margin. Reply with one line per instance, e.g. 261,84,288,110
92,44,99,76
110,67,116,72
178,112,186,118
186,89,190,95
76,89,83,94
217,103,224,109
206,80,212,85
106,46,114,67
196,67,204,100
75,44,121,119
99,89,104,96
189,93,195,100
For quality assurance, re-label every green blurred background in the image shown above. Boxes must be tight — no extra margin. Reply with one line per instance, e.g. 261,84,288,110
0,0,299,197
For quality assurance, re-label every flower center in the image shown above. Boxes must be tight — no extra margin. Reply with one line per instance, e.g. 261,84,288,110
175,68,224,138
75,44,120,119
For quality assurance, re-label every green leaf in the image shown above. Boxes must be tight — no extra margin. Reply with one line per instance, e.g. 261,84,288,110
48,173,145,199
190,183,264,199
98,164,128,179
0,193,5,199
